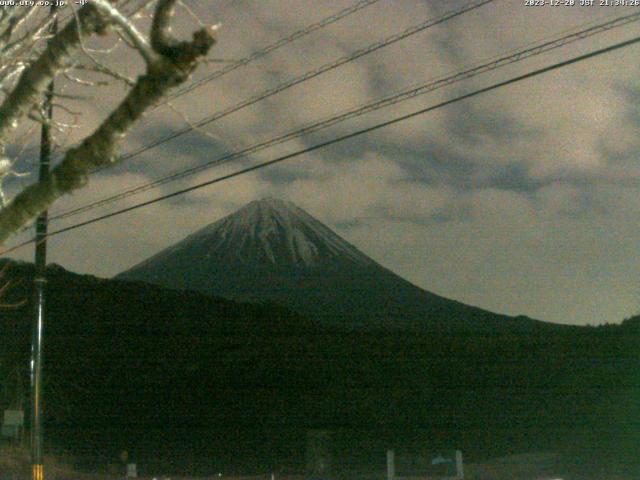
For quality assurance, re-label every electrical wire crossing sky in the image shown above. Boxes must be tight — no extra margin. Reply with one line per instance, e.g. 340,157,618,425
5,0,640,326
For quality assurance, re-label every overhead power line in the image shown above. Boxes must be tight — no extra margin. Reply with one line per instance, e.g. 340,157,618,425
0,32,630,256
49,10,640,222
111,0,495,165
164,0,383,102
76,0,383,163
28,0,379,165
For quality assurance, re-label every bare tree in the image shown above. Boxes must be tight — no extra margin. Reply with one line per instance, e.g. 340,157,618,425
0,261,25,308
0,0,217,245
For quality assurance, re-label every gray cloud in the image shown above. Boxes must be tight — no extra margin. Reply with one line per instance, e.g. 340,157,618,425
5,0,640,325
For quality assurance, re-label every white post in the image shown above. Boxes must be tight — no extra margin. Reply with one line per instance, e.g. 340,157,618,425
386,450,395,480
126,463,137,478
455,450,464,479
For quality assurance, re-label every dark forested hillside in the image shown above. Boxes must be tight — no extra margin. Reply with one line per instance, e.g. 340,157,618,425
118,198,554,334
0,260,638,477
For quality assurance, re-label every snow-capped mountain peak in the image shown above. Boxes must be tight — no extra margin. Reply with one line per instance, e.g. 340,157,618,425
205,197,373,267
118,197,542,332
130,197,375,270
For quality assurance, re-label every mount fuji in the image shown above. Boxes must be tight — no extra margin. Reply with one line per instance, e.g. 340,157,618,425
118,197,546,332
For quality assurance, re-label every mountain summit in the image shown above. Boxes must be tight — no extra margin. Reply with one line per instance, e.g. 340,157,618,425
119,197,545,332
176,197,375,268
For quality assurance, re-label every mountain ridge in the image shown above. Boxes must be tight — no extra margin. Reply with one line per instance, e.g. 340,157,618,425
118,197,552,332
0,262,635,475
127,197,377,270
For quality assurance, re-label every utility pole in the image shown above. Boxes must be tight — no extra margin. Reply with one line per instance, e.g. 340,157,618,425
31,6,57,480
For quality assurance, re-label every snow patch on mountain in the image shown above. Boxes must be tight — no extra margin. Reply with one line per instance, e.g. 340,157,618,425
129,197,376,271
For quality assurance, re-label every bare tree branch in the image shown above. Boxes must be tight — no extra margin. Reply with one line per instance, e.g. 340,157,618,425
0,6,36,50
0,4,110,148
71,63,136,87
0,0,217,244
92,0,156,64
0,261,26,308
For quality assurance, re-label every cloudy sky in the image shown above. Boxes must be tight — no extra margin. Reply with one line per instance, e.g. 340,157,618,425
4,0,640,326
